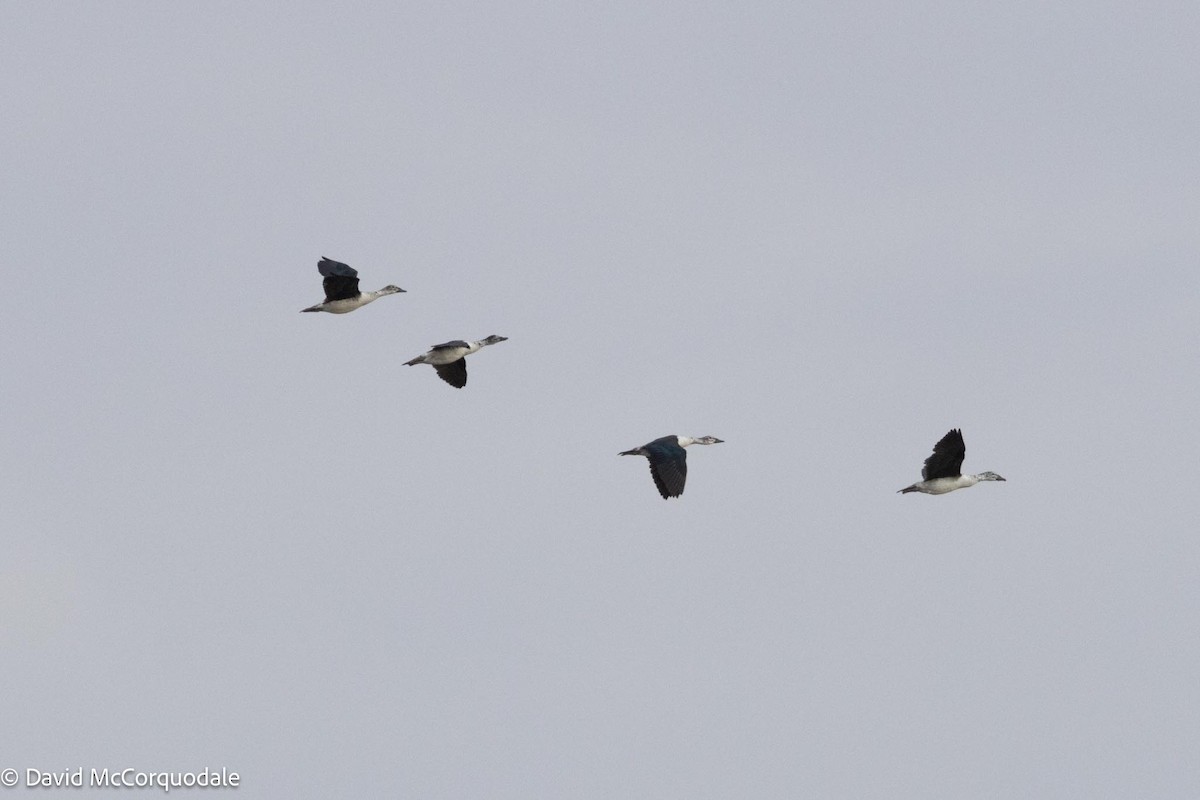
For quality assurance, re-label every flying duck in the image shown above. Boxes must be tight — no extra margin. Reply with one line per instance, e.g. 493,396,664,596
899,428,1006,495
403,335,508,388
619,435,724,500
301,257,405,313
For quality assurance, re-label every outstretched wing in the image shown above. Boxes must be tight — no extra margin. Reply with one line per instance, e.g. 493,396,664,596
643,439,688,499
318,257,360,302
434,359,468,388
922,428,965,480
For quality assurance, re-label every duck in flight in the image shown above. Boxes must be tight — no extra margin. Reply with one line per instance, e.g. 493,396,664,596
899,428,1006,495
301,257,405,313
619,435,724,499
403,335,508,388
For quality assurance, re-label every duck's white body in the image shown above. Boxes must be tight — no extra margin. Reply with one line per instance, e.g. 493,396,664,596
305,288,403,314
902,474,983,495
414,340,483,365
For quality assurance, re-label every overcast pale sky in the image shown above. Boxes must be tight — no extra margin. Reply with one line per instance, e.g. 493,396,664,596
2,2,1198,797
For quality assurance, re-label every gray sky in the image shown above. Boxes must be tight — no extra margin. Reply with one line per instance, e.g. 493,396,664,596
2,1,1198,797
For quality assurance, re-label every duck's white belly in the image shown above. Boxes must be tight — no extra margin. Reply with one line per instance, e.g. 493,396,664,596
426,346,473,365
920,475,978,494
320,297,371,314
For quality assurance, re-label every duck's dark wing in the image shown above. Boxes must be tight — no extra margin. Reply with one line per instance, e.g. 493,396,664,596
431,340,470,351
434,359,468,388
643,438,688,499
922,428,965,480
318,257,360,301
